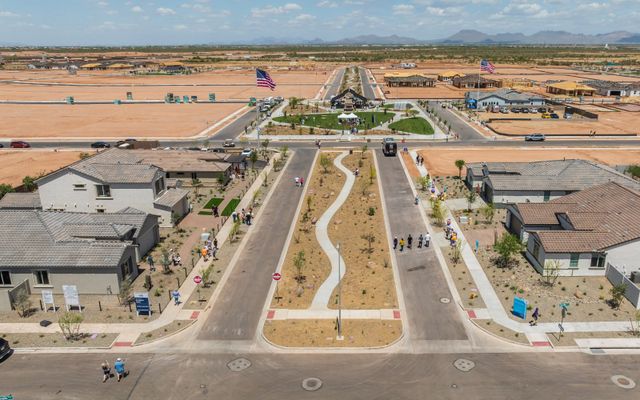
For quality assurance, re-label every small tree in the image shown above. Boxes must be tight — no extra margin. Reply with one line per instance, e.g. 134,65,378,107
360,179,370,196
609,283,627,310
493,233,524,268
161,248,172,274
13,290,32,318
0,183,14,200
451,239,465,265
22,176,37,192
249,150,259,171
417,176,430,191
454,159,466,178
319,154,331,173
481,202,496,224
361,144,368,159
230,219,241,242
289,97,299,109
543,260,561,286
306,195,313,212
431,198,445,226
252,189,261,207
369,164,376,185
191,178,202,197
78,152,91,160
466,190,477,211
293,250,306,286
361,233,376,255
261,138,270,160
626,164,640,179
58,311,84,341
407,109,419,118
200,263,214,288
118,278,133,305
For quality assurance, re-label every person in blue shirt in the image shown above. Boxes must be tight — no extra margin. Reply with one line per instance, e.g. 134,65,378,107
114,358,126,382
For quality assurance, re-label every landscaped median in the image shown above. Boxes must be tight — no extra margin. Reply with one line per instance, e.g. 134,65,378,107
264,149,401,348
273,111,395,131
388,117,434,135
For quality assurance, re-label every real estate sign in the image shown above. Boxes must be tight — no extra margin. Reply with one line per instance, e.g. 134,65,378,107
134,292,151,315
62,285,80,311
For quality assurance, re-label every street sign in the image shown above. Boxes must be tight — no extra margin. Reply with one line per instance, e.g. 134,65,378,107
558,323,565,332
194,275,202,284
272,272,282,281
134,292,150,316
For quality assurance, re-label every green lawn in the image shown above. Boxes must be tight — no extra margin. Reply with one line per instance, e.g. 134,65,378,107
198,211,213,216
204,197,224,209
388,117,434,135
221,198,241,217
273,111,395,130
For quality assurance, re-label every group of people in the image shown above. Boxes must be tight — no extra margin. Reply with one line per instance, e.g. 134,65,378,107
393,233,431,252
294,176,305,187
414,154,425,166
231,208,254,225
169,249,182,266
101,358,127,383
202,237,219,261
444,221,458,247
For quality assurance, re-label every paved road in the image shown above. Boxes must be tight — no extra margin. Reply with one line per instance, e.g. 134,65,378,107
377,150,467,341
208,106,258,141
426,100,486,141
359,67,376,100
197,149,316,340
2,352,639,399
323,67,345,101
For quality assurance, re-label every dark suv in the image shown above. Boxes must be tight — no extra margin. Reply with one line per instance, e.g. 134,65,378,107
0,337,11,360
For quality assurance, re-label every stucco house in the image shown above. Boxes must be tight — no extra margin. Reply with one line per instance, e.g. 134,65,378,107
36,149,189,227
465,88,545,109
0,208,159,310
466,159,640,205
511,183,640,276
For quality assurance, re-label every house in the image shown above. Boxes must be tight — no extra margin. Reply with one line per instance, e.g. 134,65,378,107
509,183,640,276
437,71,465,82
466,159,640,205
626,83,640,97
465,89,545,109
546,81,595,96
80,63,106,70
107,63,134,70
330,88,368,110
0,208,159,309
0,192,41,210
160,62,189,74
130,150,233,182
383,73,435,87
582,80,640,97
452,74,501,89
35,149,189,227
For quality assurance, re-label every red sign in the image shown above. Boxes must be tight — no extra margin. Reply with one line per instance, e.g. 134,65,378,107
272,272,281,281
193,275,202,284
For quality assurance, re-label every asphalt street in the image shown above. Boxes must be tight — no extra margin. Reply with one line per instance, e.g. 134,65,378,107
323,67,345,101
2,352,639,399
426,100,486,141
208,106,259,141
359,67,376,100
197,149,316,340
377,150,467,341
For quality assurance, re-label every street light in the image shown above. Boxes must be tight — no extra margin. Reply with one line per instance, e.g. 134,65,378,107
336,242,343,340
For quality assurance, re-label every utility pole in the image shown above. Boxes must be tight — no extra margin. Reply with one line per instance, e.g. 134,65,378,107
336,242,343,340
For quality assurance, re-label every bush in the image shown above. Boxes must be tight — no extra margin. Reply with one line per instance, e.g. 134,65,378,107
367,207,375,216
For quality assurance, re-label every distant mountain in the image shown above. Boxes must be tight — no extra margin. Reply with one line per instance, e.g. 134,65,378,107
439,30,640,44
333,34,423,45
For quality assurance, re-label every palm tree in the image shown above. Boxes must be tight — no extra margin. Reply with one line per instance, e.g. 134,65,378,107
454,159,466,178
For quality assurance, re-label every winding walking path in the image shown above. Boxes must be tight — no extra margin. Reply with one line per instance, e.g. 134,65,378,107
309,151,355,310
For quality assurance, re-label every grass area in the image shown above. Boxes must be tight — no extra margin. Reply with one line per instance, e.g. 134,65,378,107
273,111,395,130
388,117,434,135
203,197,224,209
198,211,213,215
221,198,241,216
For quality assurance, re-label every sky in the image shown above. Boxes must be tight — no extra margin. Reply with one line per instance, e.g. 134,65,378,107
1,0,639,46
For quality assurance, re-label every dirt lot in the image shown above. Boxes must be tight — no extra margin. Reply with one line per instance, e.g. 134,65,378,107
0,103,246,139
2,332,118,348
488,112,640,136
327,151,397,309
134,320,193,345
263,319,401,347
0,149,83,186
417,147,640,176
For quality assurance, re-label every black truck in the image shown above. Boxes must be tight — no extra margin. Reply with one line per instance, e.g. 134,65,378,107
382,138,397,156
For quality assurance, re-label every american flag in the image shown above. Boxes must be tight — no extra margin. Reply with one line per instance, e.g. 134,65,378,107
480,59,496,74
256,68,276,90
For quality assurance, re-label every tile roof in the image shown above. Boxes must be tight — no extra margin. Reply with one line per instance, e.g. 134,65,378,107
512,203,571,225
0,192,41,209
454,74,499,84
526,182,640,253
130,150,231,174
467,88,544,102
471,159,640,192
154,188,189,208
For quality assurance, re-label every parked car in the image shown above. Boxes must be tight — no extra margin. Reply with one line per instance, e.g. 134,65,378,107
511,108,521,113
115,138,137,147
210,147,226,153
90,141,111,149
530,108,538,114
525,133,546,142
10,140,30,148
0,337,11,360
0,143,4,148
538,107,547,113
223,139,235,148
241,148,254,157
500,108,509,114
541,113,551,119
550,113,560,119
564,113,573,119
522,108,530,114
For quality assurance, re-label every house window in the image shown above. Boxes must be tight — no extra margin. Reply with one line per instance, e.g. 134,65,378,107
73,183,86,190
543,191,551,201
569,253,579,268
0,271,11,285
120,257,133,279
96,184,111,198
532,240,541,263
590,254,606,268
154,177,165,194
96,208,105,213
34,270,50,285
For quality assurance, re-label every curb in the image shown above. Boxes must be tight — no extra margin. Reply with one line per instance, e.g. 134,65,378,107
131,319,195,347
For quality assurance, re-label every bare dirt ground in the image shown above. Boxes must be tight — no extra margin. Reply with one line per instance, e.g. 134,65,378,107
263,319,402,347
417,147,640,176
0,103,246,139
548,330,638,346
134,320,193,345
474,320,530,344
0,149,83,186
327,151,397,310
2,332,118,348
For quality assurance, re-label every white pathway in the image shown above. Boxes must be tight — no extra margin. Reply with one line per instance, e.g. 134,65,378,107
310,151,354,310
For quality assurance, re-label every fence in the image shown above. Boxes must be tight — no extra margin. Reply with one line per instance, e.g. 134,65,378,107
606,263,640,309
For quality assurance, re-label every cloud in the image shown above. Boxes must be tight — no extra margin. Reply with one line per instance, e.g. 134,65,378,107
156,7,176,16
577,2,608,10
97,1,109,7
393,4,414,15
251,3,302,17
174,24,188,30
131,6,143,13
316,0,337,6
427,6,462,16
291,13,316,23
0,11,19,17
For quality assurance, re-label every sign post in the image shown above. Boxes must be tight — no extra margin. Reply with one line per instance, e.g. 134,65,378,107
41,290,55,312
559,302,569,339
62,285,81,312
194,275,203,301
134,292,151,316
272,272,281,302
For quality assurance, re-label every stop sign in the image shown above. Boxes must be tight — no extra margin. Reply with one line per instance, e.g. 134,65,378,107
193,275,202,284
272,272,281,281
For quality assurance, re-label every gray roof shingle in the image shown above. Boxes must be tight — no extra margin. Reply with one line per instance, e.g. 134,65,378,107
154,188,189,208
0,192,41,209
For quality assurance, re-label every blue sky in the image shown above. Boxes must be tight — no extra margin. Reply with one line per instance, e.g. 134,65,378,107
0,0,639,45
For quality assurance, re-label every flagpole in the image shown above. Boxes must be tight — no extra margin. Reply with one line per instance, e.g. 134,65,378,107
477,60,481,110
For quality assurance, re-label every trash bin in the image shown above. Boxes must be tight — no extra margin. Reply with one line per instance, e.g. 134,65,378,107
349,149,353,155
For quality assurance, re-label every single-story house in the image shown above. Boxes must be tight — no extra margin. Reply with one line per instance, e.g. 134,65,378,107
330,88,368,110
130,150,233,182
0,192,42,210
581,80,640,97
160,62,189,74
437,71,465,82
466,159,640,205
453,74,501,89
546,81,595,96
509,182,640,276
465,89,545,109
383,73,435,87
0,208,159,306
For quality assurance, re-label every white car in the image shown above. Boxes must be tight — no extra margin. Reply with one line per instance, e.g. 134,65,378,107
241,148,253,157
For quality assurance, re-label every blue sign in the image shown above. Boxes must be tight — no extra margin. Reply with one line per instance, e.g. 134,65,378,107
134,292,150,315
512,297,528,319
0,396,15,400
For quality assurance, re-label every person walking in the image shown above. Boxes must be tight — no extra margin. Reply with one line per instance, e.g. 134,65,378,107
114,358,126,382
300,177,304,187
212,205,219,218
529,307,540,326
417,234,423,248
213,238,218,248
399,238,405,252
424,232,431,248
393,236,398,250
101,361,111,383
294,176,300,187
172,290,181,306
407,234,413,249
